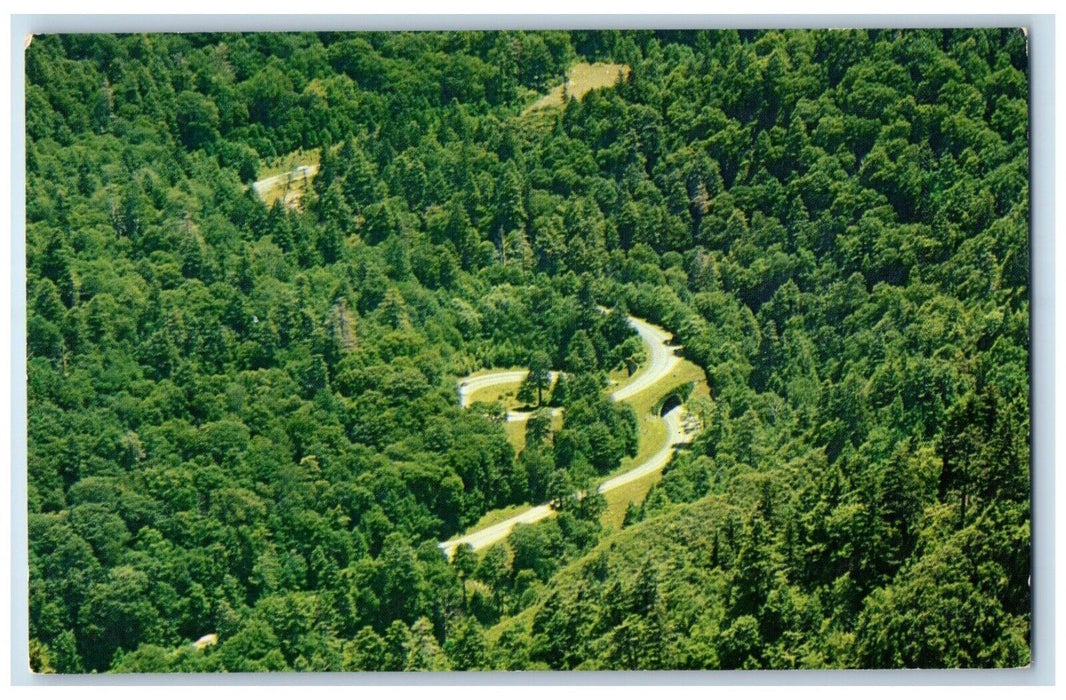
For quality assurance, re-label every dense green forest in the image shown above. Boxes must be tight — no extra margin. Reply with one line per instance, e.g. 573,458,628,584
26,28,1029,673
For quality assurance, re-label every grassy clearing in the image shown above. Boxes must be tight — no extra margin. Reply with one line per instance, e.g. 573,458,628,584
590,412,667,510
257,148,321,179
467,380,524,407
606,365,631,389
459,502,536,537
627,358,708,418
463,366,526,379
523,62,630,114
503,409,564,455
616,414,667,478
259,171,316,209
461,366,528,406
600,467,665,532
467,373,559,411
690,375,711,402
503,420,527,454
256,148,321,209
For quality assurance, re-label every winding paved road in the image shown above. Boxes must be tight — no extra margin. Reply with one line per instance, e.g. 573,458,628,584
458,371,561,422
609,316,681,402
440,315,693,557
439,406,692,556
458,370,531,408
440,503,555,555
597,407,691,493
455,314,679,417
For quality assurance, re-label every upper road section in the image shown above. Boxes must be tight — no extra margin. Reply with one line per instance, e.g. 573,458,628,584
441,314,693,557
455,314,680,414
609,315,681,403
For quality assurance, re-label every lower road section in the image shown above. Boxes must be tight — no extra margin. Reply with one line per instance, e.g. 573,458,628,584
439,406,693,557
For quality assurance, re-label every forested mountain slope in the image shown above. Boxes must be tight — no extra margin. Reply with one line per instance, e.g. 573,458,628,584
25,28,1029,673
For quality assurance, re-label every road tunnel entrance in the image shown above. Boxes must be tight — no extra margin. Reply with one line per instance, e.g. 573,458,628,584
659,393,683,416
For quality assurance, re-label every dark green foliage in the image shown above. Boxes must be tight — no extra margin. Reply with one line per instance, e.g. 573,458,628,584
27,28,1027,672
